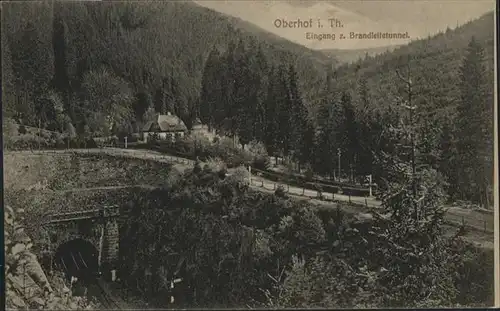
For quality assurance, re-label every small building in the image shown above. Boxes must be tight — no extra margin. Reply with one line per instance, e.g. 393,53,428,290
190,117,218,142
141,112,187,142
191,118,209,133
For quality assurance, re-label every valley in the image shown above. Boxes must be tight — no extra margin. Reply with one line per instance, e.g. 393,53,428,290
2,0,496,309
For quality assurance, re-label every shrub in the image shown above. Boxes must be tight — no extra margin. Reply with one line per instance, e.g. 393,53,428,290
253,155,270,170
193,160,203,175
247,140,267,157
84,138,98,148
228,166,250,184
18,125,27,135
218,167,228,179
3,118,19,136
95,136,118,148
275,185,287,198
50,132,62,141
60,136,98,149
304,164,314,181
204,157,227,173
227,150,253,168
165,166,184,189
183,132,211,157
9,134,49,150
149,133,271,171
217,136,235,149
39,130,53,140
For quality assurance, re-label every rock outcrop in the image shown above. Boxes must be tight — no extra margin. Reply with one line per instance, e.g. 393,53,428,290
5,205,99,310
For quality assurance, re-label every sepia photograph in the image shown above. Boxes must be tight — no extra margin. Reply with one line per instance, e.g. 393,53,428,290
2,0,497,309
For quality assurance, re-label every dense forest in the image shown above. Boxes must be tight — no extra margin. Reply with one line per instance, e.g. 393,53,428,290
118,163,492,308
1,0,495,208
321,12,495,205
198,11,494,207
1,1,330,133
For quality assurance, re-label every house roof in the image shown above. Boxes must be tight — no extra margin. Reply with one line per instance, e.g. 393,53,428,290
193,117,202,126
142,113,187,132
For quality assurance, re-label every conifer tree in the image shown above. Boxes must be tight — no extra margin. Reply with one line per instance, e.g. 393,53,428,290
155,88,166,114
251,44,268,143
276,64,292,160
316,99,342,177
339,92,359,180
163,76,175,114
355,75,376,176
220,40,238,137
133,91,152,121
357,74,369,112
199,47,220,129
373,62,453,306
232,40,255,148
288,64,312,170
455,36,492,206
264,66,281,163
11,19,53,126
52,6,71,101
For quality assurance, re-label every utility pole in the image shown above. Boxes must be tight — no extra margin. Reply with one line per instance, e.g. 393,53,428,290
337,148,342,181
368,174,373,197
353,155,356,184
38,118,41,150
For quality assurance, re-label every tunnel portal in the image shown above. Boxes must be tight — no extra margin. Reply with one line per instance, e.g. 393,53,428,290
53,238,100,283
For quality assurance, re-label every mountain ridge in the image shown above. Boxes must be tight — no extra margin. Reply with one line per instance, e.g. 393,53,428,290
320,44,404,65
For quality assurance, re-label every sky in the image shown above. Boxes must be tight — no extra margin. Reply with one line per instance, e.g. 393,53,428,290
195,0,495,50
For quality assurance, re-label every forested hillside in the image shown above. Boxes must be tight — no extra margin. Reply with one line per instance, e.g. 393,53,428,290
331,11,494,114
2,1,494,207
310,11,495,206
199,10,494,206
1,1,330,134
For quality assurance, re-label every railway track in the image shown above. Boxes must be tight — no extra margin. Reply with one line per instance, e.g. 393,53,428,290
91,278,122,310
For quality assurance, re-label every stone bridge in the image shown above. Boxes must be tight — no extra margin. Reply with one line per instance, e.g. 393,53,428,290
43,205,121,282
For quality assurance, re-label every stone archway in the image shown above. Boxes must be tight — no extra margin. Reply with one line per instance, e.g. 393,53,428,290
45,215,120,283
53,238,99,283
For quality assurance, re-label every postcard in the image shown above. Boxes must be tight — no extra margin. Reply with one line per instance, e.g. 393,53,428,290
2,0,497,309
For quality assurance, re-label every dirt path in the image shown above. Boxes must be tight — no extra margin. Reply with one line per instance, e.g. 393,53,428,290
248,176,494,233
